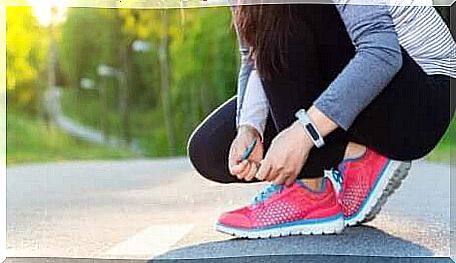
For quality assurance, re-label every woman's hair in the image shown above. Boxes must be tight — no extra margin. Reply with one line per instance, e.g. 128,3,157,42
234,4,295,80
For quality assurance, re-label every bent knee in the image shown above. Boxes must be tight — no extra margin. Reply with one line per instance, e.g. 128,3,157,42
187,128,235,184
187,128,208,177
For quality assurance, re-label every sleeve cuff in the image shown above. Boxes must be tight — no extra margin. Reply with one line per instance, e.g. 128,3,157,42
237,120,266,141
312,100,354,131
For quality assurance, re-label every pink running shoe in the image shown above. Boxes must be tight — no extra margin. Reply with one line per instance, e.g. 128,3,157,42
338,148,411,226
215,179,344,239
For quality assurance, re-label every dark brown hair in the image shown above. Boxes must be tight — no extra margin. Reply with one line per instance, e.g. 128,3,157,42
234,4,295,80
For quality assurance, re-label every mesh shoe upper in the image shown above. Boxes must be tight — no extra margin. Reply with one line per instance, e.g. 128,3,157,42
339,149,389,218
218,180,342,230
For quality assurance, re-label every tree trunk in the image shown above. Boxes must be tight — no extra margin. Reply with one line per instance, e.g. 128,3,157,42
119,42,131,147
159,10,177,156
45,7,58,125
99,77,109,144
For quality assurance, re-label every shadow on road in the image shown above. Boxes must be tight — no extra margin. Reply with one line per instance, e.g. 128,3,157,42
4,226,445,263
155,225,434,260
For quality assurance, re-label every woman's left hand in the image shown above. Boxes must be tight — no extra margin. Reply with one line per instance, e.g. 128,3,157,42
255,121,314,186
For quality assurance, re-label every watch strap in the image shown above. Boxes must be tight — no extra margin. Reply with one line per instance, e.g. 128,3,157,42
295,109,325,148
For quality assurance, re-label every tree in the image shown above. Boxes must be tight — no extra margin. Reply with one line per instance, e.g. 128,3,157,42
118,8,178,155
6,7,49,113
170,8,238,151
57,7,238,156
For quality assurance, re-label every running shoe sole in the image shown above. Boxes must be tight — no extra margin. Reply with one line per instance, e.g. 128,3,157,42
344,161,411,227
215,214,344,239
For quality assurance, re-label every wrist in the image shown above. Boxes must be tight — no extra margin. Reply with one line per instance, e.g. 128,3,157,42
238,124,261,139
294,108,326,148
291,121,314,150
307,106,338,137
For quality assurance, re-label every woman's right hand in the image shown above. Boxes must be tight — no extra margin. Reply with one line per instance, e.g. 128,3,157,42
228,125,264,181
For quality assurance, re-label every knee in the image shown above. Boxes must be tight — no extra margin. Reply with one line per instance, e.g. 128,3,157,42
187,127,207,177
187,96,238,184
187,126,234,184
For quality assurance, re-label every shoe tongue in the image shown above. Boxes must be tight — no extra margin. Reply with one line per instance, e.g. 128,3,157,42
296,180,327,193
337,163,344,172
325,169,343,194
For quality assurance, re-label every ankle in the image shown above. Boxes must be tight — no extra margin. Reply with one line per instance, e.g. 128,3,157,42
344,142,367,160
300,178,324,192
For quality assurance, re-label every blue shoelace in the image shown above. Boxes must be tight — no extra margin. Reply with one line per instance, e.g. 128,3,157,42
251,184,284,206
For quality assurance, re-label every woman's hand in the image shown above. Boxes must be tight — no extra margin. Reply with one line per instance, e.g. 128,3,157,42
255,121,314,186
228,125,264,181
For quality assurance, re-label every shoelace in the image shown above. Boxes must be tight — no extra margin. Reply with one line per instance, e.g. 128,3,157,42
251,169,342,206
251,184,284,206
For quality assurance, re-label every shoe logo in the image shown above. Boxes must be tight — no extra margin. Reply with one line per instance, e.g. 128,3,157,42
325,169,343,194
332,170,343,185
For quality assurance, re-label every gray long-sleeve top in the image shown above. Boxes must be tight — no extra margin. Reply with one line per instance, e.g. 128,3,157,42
234,4,403,131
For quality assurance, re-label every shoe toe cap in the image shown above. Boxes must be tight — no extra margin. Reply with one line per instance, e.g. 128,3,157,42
218,208,253,229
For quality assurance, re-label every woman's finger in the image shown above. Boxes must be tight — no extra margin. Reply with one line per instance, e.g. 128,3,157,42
245,162,259,181
285,177,296,187
255,160,271,181
264,161,281,182
274,173,288,185
231,159,249,176
237,161,252,180
265,168,280,182
228,147,241,174
228,153,236,175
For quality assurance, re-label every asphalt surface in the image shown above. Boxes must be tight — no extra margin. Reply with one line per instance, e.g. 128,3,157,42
6,158,453,260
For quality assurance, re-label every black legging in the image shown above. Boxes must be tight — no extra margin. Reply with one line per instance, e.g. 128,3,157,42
188,5,454,183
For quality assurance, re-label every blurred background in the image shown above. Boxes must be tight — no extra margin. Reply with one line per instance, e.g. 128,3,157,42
4,3,454,259
7,4,239,164
6,3,454,165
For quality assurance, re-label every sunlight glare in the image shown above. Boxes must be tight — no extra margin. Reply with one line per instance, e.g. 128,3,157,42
28,0,69,26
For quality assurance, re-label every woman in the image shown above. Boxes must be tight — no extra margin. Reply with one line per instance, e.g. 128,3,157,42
188,1,455,238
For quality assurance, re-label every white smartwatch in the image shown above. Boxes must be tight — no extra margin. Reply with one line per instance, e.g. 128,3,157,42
295,109,325,148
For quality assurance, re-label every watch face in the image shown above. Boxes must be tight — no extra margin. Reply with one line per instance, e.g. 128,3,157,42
305,123,320,141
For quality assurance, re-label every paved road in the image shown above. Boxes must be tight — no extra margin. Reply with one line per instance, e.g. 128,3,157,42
6,158,453,260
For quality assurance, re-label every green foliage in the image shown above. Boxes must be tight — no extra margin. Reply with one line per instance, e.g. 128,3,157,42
57,7,238,157
6,7,48,113
7,109,132,165
59,8,121,90
170,7,238,153
427,117,455,162
8,5,453,163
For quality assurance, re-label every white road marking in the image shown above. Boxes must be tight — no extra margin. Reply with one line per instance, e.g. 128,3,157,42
101,224,194,259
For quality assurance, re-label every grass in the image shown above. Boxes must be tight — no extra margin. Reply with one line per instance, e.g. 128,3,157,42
7,109,133,165
426,118,455,163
